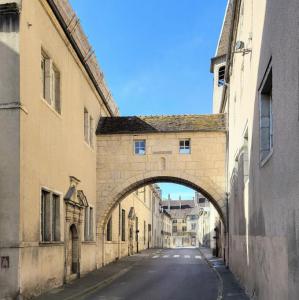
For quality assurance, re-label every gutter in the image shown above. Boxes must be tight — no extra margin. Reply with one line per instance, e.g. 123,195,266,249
46,0,115,116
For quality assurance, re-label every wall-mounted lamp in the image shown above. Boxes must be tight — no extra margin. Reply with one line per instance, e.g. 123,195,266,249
234,40,252,55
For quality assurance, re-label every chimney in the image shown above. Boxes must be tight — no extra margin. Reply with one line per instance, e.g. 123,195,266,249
179,195,181,209
168,194,170,210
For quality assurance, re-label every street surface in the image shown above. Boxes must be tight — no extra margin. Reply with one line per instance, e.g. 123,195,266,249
80,248,219,300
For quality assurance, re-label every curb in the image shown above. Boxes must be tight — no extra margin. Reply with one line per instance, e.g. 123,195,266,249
63,266,132,300
198,248,223,300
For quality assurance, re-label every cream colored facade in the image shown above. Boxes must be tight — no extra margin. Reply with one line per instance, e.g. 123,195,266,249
104,185,156,264
212,0,299,299
0,0,118,299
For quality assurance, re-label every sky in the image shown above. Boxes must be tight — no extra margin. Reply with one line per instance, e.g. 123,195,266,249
69,0,227,199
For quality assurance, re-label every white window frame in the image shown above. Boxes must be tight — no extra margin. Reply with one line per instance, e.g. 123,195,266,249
179,139,191,154
134,140,146,155
41,49,61,114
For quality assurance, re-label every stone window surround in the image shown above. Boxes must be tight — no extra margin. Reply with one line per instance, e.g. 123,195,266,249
40,186,62,243
41,48,61,114
84,107,95,149
259,61,273,167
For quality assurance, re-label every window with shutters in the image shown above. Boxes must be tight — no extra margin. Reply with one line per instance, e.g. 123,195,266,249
259,67,273,165
41,50,61,114
41,189,60,242
218,66,225,86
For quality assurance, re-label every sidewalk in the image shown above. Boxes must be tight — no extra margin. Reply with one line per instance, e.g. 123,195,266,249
34,251,154,300
199,246,250,300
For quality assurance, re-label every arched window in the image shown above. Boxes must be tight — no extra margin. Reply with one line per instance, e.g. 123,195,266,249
218,66,225,86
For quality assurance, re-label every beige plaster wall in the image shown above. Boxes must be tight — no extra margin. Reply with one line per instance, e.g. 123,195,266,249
104,186,153,264
216,0,299,298
1,0,116,298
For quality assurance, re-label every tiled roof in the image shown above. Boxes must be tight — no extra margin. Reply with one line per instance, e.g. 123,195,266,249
215,0,233,57
161,200,195,209
96,114,226,134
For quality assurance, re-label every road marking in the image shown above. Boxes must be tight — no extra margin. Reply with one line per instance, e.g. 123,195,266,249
195,255,202,259
163,255,169,258
184,255,190,258
152,255,159,258
173,255,180,258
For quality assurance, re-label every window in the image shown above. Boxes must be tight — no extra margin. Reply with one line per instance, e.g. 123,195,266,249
191,223,196,230
84,108,89,143
182,226,187,232
172,219,177,224
179,139,191,154
242,129,249,183
134,140,146,155
144,221,146,244
41,189,60,242
89,116,94,148
218,66,225,86
41,50,61,113
259,68,273,163
173,225,177,233
84,207,94,241
107,217,112,241
135,217,139,242
121,209,126,241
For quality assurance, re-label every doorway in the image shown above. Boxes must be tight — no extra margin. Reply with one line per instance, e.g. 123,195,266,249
70,224,79,274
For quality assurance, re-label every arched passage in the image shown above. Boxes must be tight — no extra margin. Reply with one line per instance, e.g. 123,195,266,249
98,172,227,232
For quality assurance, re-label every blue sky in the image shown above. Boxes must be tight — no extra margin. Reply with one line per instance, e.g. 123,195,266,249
69,0,227,199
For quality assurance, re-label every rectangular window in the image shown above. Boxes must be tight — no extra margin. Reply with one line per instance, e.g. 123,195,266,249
121,209,126,241
89,116,94,148
172,219,177,224
173,225,177,233
134,140,146,155
107,217,112,241
41,50,61,113
135,217,139,242
259,68,273,163
41,189,60,242
179,139,191,154
84,108,89,143
182,226,187,232
144,221,146,244
191,223,196,230
84,207,94,241
41,52,46,99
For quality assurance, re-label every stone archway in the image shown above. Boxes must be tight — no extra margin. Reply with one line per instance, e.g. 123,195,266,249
99,172,227,232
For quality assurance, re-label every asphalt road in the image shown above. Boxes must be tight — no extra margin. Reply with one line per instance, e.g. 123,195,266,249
81,248,219,300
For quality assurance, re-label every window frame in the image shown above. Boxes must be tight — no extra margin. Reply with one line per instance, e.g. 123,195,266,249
134,139,146,155
218,65,226,87
259,64,273,166
121,209,126,242
179,139,191,154
106,217,112,241
40,188,61,243
40,49,61,114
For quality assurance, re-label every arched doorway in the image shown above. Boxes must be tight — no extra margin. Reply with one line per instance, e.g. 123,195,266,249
69,224,79,275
